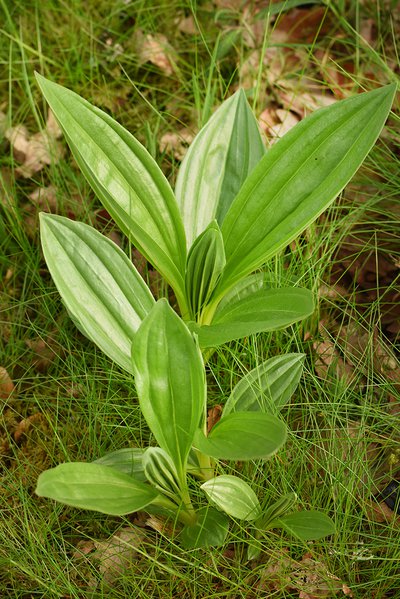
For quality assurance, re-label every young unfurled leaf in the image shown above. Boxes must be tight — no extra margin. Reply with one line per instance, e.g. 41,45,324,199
180,507,229,549
175,89,265,247
194,412,287,460
218,84,396,293
35,74,187,306
93,448,146,480
131,300,205,479
271,510,336,541
223,354,305,416
257,492,298,529
40,213,154,373
36,463,159,515
201,475,262,521
143,447,182,502
192,287,313,347
185,221,226,320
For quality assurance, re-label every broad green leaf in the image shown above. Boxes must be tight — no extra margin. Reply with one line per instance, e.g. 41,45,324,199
40,213,154,373
257,492,297,529
201,475,262,521
194,412,287,460
143,447,182,501
214,273,270,314
175,89,265,247
93,448,146,480
219,84,396,293
213,271,299,316
272,511,335,541
180,507,229,549
131,300,205,479
36,463,159,515
223,353,305,416
35,74,187,303
185,221,226,319
191,287,314,347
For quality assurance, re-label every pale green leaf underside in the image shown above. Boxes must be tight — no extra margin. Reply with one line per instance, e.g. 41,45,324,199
40,213,154,373
219,84,396,292
176,89,265,247
223,353,305,416
192,287,314,347
201,475,262,521
131,300,205,478
36,463,159,515
93,448,146,480
194,412,287,460
35,73,186,299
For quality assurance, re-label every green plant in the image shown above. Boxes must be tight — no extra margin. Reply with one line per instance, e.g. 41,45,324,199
34,76,395,550
36,75,396,372
36,299,335,550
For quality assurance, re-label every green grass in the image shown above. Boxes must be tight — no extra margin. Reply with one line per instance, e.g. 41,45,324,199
1,0,399,597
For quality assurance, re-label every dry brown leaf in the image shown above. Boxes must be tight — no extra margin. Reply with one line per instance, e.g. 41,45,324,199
360,18,376,45
4,268,13,282
159,128,194,160
135,30,175,76
5,110,64,178
176,14,198,35
64,382,85,399
0,367,14,399
14,412,45,443
239,49,262,89
6,124,30,158
240,4,269,49
313,337,355,384
258,550,350,598
258,106,280,134
93,527,144,583
91,83,132,112
44,109,63,139
25,335,59,372
338,324,399,388
279,90,336,118
315,48,356,98
259,107,299,140
364,499,400,525
270,7,331,45
294,554,348,598
145,514,175,536
207,405,223,433
73,539,96,558
23,185,84,238
318,283,349,300
29,185,58,211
